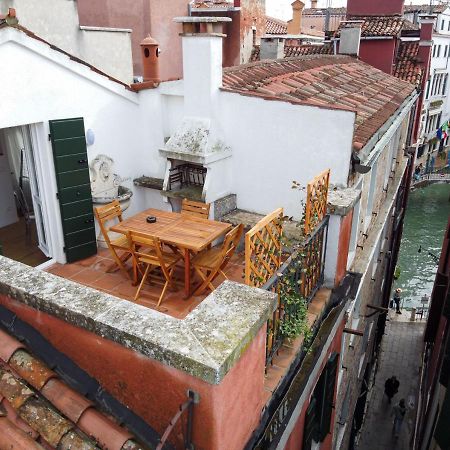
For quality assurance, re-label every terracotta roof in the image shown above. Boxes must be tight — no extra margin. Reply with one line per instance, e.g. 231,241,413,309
402,19,420,31
191,0,235,9
251,43,333,62
403,4,447,13
394,40,423,86
336,15,406,37
0,328,144,449
222,55,416,150
284,43,333,57
0,21,133,91
266,16,288,34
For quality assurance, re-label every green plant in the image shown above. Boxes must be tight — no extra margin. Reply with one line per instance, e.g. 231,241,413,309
278,273,310,341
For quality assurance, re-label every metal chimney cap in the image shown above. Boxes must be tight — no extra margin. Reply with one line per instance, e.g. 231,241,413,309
173,16,232,23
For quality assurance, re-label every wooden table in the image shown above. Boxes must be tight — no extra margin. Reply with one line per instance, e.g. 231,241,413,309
110,208,232,297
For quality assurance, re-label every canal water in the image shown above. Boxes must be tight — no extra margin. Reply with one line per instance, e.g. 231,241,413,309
394,183,450,309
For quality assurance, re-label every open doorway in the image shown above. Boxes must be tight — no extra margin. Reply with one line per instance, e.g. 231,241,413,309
0,125,51,267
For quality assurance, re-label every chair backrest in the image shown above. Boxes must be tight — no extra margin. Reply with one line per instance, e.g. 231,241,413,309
127,230,166,270
220,224,244,266
181,199,211,220
94,200,122,246
14,186,34,220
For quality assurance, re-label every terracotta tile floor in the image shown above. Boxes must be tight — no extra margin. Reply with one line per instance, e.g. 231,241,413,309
46,248,246,319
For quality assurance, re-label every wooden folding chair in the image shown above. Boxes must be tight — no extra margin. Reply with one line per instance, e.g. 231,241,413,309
127,231,182,307
181,199,211,219
94,200,132,278
191,224,244,296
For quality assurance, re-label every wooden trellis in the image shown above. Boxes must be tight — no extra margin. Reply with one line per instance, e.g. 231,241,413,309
245,208,284,288
304,169,330,235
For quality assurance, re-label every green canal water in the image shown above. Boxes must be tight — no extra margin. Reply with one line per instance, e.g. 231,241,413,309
394,184,450,309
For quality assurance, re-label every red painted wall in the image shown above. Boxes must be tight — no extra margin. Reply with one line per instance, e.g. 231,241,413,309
0,295,267,450
283,318,345,450
77,0,190,79
335,211,353,286
359,39,396,75
347,0,404,16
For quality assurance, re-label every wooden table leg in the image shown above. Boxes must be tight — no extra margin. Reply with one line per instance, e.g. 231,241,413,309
184,248,191,299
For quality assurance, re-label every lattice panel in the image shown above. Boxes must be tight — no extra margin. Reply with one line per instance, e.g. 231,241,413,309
245,208,284,288
304,169,330,235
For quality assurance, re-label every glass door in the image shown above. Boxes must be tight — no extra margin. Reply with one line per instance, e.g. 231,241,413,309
21,126,50,257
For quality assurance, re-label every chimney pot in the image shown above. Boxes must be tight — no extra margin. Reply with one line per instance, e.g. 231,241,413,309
174,16,231,37
311,0,318,8
140,35,161,83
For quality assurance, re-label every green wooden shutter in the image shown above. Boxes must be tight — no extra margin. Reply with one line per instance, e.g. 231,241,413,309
435,388,450,449
440,334,450,388
313,352,339,442
49,118,97,263
303,398,318,450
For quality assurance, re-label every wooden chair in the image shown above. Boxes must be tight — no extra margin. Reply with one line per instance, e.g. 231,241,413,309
127,231,182,307
191,224,244,296
94,200,132,278
181,199,211,220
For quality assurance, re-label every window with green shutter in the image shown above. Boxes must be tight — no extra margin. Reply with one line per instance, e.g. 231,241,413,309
303,352,339,448
303,397,318,450
49,118,97,263
435,388,450,449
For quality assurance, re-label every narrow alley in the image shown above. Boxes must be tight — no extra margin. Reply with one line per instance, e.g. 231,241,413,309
356,313,425,450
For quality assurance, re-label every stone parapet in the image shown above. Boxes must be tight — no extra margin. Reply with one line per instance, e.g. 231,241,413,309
327,186,362,216
0,257,276,384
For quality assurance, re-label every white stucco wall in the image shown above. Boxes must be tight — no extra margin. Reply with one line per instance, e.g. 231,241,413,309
218,91,355,218
0,0,133,82
0,27,165,261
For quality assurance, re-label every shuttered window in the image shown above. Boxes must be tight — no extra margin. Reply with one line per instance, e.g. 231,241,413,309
303,398,318,450
303,352,339,447
435,388,450,449
49,118,97,263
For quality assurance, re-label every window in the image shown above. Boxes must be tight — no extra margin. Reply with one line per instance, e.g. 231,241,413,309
426,78,431,99
442,19,445,31
433,45,437,57
303,353,339,449
445,46,448,58
438,45,442,57
448,21,450,31
443,74,448,95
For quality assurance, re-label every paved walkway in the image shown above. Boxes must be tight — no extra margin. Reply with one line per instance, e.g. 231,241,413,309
356,312,425,450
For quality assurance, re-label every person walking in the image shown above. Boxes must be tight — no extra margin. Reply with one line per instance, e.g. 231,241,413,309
392,398,407,438
384,376,400,404
393,288,402,314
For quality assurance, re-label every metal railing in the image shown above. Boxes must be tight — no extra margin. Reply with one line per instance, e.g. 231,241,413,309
262,216,329,368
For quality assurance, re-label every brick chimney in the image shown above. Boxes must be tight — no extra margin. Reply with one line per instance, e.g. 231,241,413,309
140,36,161,84
287,0,305,35
338,21,363,57
347,0,404,16
174,16,231,117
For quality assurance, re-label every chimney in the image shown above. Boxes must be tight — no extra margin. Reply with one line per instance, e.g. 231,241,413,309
140,36,161,84
418,14,436,77
311,0,318,8
287,0,305,35
174,16,231,118
338,21,363,57
260,37,285,60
